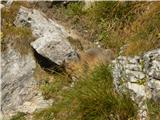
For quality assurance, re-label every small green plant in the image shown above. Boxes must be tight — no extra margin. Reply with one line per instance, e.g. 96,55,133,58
147,100,160,120
67,36,83,50
40,73,71,100
10,112,26,120
33,107,55,120
65,2,84,17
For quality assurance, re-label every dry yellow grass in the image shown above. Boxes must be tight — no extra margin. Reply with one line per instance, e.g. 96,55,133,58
48,1,160,56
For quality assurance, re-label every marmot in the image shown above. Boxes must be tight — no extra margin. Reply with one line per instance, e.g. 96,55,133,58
63,48,115,78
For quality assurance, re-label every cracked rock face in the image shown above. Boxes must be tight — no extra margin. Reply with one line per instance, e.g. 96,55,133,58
112,49,160,120
1,46,52,119
14,6,77,66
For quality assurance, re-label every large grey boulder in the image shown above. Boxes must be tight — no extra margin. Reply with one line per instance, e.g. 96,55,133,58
112,49,160,120
14,6,76,66
1,45,52,119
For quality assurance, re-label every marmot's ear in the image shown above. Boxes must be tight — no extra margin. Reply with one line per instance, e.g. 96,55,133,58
61,60,67,72
61,60,66,67
76,52,81,60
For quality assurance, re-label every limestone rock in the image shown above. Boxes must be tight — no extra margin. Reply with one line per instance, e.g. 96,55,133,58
1,46,52,119
143,49,160,80
14,6,76,66
112,48,160,120
6,0,13,7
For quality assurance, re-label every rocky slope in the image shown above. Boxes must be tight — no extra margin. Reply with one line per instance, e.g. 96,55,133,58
1,3,160,120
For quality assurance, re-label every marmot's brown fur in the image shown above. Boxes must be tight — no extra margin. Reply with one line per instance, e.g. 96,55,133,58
64,48,115,78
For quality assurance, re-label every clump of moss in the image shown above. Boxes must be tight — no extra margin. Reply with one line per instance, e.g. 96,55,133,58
65,2,85,17
10,112,26,120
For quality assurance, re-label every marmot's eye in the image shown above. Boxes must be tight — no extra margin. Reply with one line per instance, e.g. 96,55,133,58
68,54,72,57
28,17,32,21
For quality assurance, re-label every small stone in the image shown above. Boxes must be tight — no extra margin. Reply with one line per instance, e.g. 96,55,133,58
125,64,142,71
125,70,145,80
97,45,101,48
128,56,140,64
127,82,146,97
0,4,4,9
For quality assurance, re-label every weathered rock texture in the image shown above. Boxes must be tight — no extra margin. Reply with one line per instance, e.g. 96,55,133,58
2,6,80,119
14,6,76,66
112,49,160,120
1,46,52,119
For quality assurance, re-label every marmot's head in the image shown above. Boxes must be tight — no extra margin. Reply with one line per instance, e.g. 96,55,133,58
63,51,81,74
105,49,115,61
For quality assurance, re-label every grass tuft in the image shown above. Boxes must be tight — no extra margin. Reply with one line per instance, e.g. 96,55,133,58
10,112,26,120
33,65,137,120
147,100,160,120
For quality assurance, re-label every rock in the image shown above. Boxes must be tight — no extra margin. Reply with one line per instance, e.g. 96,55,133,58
127,82,146,97
125,64,142,71
128,56,140,64
148,79,160,101
83,0,95,10
143,49,160,80
1,0,13,7
125,70,145,80
6,0,13,7
112,48,160,120
17,93,53,113
0,4,4,9
14,6,77,67
1,45,52,119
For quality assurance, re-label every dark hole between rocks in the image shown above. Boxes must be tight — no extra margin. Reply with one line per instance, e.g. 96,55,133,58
31,47,65,73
